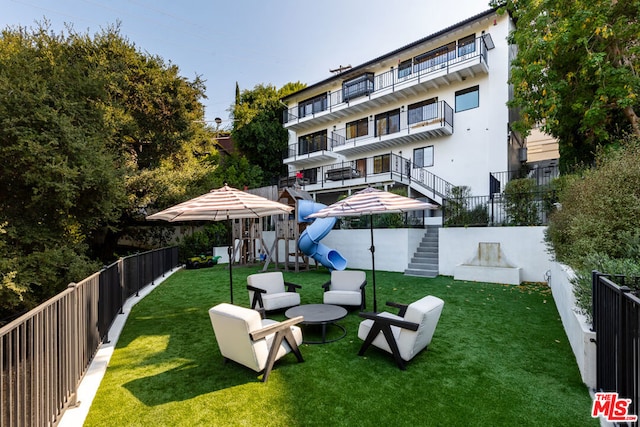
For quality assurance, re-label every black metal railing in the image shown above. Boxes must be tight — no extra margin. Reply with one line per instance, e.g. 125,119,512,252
490,165,560,194
329,100,454,152
280,152,455,205
0,247,179,427
284,36,489,124
442,191,556,227
592,271,640,420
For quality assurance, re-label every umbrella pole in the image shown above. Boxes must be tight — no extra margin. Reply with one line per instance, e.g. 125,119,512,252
370,215,377,312
227,216,233,304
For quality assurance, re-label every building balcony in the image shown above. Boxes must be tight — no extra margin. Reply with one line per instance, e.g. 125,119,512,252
283,137,340,166
283,101,453,166
283,36,489,132
331,101,453,157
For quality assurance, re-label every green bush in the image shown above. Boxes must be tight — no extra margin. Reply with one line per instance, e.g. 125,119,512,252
545,138,640,268
504,178,542,225
177,223,228,263
444,186,489,226
545,137,640,318
572,253,640,323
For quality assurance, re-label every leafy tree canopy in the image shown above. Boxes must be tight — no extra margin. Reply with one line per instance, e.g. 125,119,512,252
232,82,306,186
493,0,640,170
0,22,218,317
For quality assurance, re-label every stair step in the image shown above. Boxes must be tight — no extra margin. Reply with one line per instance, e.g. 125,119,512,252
408,262,438,269
404,269,438,278
406,226,440,278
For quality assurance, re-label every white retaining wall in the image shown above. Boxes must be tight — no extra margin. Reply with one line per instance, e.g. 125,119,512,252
439,226,552,283
261,228,425,272
547,262,596,389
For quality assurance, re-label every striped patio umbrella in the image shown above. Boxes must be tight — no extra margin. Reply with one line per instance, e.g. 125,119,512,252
146,184,294,303
307,187,437,312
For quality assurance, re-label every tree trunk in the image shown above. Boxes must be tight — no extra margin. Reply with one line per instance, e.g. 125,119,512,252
622,105,640,137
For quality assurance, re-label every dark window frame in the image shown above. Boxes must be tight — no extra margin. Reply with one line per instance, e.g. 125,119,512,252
398,59,412,78
455,85,479,112
298,130,328,155
373,153,391,174
408,98,438,125
346,117,369,139
414,146,434,168
458,34,476,57
298,93,327,118
374,109,400,137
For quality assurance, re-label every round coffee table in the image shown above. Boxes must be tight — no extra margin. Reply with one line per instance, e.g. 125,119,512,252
285,304,348,344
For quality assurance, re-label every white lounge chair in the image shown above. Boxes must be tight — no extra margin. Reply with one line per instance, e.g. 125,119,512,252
247,272,301,312
357,295,444,369
208,303,304,382
322,270,367,310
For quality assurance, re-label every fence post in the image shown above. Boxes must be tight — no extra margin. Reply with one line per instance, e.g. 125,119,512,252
618,285,632,405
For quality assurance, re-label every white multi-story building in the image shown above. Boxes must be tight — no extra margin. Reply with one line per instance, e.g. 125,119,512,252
280,8,530,206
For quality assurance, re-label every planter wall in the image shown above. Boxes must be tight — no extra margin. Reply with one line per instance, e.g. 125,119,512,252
547,262,596,389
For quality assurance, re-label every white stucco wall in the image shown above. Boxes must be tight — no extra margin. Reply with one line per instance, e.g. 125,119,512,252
262,228,426,273
439,226,552,283
547,262,596,389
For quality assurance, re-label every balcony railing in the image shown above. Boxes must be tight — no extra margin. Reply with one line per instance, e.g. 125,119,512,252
284,100,454,165
283,36,489,124
279,152,454,204
490,165,560,194
331,100,453,154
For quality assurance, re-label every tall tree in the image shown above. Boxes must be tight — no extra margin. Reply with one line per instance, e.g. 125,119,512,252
493,0,640,169
232,82,305,186
0,22,217,315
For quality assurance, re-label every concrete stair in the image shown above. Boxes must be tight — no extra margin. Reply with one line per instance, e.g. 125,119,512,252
404,226,439,278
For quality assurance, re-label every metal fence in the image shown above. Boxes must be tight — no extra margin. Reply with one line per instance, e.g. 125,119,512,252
442,191,556,227
592,271,640,421
0,247,179,427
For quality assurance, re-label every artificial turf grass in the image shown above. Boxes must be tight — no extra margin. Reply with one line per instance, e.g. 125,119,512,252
84,266,598,427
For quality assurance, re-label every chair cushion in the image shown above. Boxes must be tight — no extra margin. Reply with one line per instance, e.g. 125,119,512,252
397,296,444,360
357,311,403,354
323,290,361,306
209,303,304,372
357,295,444,362
330,270,365,291
209,303,264,371
247,272,286,294
261,292,301,311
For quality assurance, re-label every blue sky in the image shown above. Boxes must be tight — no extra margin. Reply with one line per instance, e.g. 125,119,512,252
1,0,491,127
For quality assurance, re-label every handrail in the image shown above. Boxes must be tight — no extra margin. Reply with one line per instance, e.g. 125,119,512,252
279,152,454,203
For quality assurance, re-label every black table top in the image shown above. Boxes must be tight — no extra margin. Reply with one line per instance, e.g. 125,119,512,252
285,304,348,324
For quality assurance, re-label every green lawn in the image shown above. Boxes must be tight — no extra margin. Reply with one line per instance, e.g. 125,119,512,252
84,266,597,426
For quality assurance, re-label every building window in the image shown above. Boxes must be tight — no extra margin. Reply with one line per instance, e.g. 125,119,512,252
458,34,476,57
343,73,374,102
398,59,412,78
301,168,317,184
298,130,327,155
375,109,400,137
298,94,327,118
455,85,479,112
346,118,368,139
414,146,434,167
414,42,455,73
373,154,391,174
408,98,438,125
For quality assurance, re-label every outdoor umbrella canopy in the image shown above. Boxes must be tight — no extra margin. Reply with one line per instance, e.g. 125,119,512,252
146,184,294,303
307,187,438,312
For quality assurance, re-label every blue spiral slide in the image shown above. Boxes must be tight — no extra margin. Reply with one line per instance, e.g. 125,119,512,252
297,200,347,271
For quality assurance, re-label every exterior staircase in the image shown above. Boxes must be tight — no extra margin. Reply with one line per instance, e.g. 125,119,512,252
404,226,440,278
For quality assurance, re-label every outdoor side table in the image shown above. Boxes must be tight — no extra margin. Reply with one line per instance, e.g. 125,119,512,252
284,304,348,344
